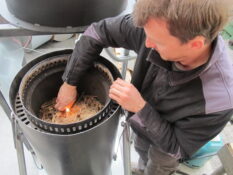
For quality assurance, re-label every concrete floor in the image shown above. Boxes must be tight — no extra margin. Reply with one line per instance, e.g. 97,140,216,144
0,35,233,175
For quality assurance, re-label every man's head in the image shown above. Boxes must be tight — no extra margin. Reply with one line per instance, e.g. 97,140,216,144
133,0,232,65
133,0,231,43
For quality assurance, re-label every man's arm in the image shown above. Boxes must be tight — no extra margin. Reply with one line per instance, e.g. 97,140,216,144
56,14,145,110
63,14,144,86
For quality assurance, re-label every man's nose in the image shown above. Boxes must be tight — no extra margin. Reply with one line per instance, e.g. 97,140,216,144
145,38,157,49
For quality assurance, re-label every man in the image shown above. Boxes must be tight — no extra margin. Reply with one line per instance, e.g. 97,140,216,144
55,0,233,174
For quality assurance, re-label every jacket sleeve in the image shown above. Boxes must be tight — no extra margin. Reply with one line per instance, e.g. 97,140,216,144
129,102,233,159
62,14,145,85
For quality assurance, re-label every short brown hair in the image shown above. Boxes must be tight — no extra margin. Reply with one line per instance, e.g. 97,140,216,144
133,0,232,43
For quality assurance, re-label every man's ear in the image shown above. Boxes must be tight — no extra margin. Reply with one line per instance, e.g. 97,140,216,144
190,36,205,49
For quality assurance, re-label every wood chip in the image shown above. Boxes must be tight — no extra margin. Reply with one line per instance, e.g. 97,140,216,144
39,95,103,124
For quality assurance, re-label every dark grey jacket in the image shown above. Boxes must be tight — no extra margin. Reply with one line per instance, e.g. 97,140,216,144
63,15,233,159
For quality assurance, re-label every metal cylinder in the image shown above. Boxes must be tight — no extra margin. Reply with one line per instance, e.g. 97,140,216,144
10,49,122,175
18,107,121,175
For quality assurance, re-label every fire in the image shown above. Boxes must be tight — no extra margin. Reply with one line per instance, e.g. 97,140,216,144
65,107,70,113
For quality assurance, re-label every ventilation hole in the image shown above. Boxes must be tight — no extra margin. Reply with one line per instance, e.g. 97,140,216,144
49,127,53,131
61,128,65,133
19,113,25,117
78,125,82,130
34,128,38,130
99,116,101,120
67,128,71,133
94,119,97,123
16,109,23,113
16,101,21,104
72,127,76,131
84,124,88,128
25,121,30,125
44,126,48,130
39,124,42,127
55,128,59,132
16,105,23,109
21,118,27,122
89,122,93,126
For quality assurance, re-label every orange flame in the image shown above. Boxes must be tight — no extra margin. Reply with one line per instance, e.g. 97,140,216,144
65,107,70,113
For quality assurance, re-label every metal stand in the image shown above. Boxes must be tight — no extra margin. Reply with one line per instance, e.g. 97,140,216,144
105,48,136,175
15,122,27,175
122,120,132,175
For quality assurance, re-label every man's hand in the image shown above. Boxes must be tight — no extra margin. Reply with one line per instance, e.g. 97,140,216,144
55,82,77,111
109,78,146,113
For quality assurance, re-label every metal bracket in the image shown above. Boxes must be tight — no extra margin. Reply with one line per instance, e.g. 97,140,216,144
0,23,53,37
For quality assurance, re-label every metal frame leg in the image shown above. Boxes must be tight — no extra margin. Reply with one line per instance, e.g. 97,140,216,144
121,61,128,80
121,50,132,175
122,120,132,175
105,48,137,175
0,87,28,175
15,122,28,175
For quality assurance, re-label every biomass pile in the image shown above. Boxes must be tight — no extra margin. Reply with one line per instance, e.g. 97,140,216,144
39,95,103,124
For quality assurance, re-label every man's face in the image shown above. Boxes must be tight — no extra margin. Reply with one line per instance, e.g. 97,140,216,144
143,18,191,63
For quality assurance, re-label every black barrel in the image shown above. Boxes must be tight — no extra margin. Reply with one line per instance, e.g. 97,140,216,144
4,0,127,32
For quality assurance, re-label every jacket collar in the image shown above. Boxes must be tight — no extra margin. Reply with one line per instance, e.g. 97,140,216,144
146,36,225,86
